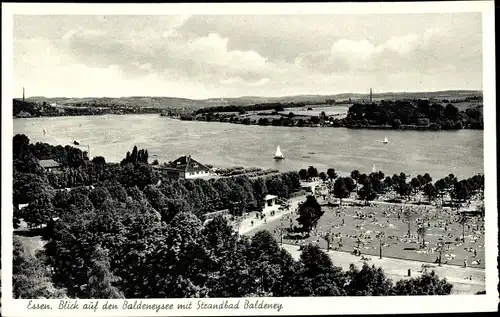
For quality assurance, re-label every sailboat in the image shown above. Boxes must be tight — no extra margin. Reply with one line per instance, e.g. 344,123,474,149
372,164,376,173
383,136,389,144
274,145,285,160
42,128,47,135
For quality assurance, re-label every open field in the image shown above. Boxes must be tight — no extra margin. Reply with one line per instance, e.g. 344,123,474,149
280,105,350,117
244,198,485,269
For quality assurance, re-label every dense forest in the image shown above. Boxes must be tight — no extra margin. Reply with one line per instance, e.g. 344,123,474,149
13,134,475,299
343,100,483,130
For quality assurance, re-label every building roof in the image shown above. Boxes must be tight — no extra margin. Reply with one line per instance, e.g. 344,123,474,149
39,159,61,168
264,194,278,200
167,155,211,174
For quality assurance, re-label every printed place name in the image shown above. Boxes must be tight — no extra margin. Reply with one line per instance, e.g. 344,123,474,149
196,299,283,312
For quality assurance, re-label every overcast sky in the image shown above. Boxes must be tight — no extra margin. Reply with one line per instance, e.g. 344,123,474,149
13,14,482,99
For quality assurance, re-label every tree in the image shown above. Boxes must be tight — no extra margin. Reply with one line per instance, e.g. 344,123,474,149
298,169,309,180
297,195,324,233
293,245,345,296
434,178,448,203
332,177,350,204
13,134,31,157
380,176,391,189
13,205,21,229
345,263,394,296
422,173,432,184
87,246,124,299
393,271,453,295
92,156,106,165
410,177,421,193
321,231,333,251
350,170,360,183
327,168,338,181
13,237,66,299
319,172,327,182
22,192,56,227
403,208,414,238
451,180,469,202
88,187,112,209
357,183,377,205
344,177,357,192
307,166,319,179
394,180,411,200
423,183,437,202
358,173,369,187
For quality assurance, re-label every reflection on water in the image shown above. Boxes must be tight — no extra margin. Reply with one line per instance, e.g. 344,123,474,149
13,114,484,179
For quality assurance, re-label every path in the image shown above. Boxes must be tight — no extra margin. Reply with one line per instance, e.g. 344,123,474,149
281,244,485,294
238,195,306,235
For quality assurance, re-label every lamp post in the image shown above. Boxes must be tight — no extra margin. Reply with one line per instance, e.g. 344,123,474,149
377,232,385,259
437,241,444,267
278,218,286,246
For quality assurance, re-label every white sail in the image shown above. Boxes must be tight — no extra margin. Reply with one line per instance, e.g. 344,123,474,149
372,164,376,173
42,128,47,135
275,145,283,157
383,136,389,143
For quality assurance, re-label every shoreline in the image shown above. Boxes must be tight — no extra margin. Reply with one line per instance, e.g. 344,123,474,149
15,113,483,131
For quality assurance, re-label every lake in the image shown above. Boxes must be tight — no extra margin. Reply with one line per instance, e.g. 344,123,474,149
14,114,484,180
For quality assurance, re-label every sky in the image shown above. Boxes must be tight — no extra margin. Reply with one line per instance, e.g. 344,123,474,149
13,13,483,99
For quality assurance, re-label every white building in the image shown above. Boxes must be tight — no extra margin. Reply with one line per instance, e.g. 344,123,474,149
262,194,279,216
160,155,212,180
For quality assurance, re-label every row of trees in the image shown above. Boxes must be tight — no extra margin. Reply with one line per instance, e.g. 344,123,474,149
16,169,301,228
345,100,483,130
296,164,483,207
13,135,302,227
194,102,319,115
14,134,89,174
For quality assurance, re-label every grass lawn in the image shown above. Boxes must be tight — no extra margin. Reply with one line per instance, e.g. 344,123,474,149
246,202,485,269
14,219,47,256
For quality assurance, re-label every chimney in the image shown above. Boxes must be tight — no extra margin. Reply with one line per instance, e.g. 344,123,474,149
369,88,372,103
23,87,25,103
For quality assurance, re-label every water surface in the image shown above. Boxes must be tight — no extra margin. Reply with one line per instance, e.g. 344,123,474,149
14,114,484,179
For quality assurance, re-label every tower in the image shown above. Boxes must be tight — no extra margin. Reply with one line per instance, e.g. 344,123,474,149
369,88,372,103
23,87,25,103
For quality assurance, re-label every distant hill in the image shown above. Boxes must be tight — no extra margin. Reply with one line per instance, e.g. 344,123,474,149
19,90,482,109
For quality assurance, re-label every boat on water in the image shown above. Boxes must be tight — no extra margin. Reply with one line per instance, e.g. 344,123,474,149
372,164,376,173
274,145,285,160
42,128,47,135
383,136,389,144
308,152,315,155
73,140,80,145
